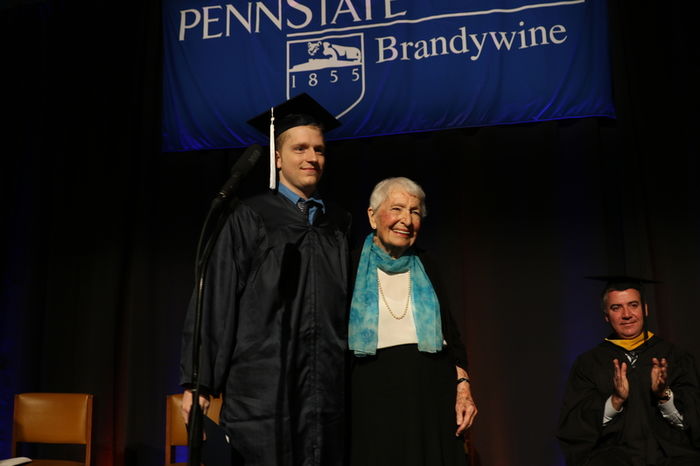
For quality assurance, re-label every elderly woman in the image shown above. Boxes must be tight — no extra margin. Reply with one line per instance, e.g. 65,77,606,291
349,177,477,466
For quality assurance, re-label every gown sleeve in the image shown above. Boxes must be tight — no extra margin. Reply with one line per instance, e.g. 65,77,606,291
179,205,264,396
556,353,611,466
669,349,700,448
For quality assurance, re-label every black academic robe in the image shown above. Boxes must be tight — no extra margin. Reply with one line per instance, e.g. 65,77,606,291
180,190,351,466
557,336,700,466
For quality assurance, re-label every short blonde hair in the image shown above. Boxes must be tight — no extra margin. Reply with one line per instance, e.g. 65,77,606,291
369,177,427,217
275,123,324,150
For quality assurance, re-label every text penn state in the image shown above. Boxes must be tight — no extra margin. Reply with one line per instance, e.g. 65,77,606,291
178,0,407,40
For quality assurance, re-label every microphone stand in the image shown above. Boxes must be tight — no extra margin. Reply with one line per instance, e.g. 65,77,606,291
187,194,240,466
186,143,262,466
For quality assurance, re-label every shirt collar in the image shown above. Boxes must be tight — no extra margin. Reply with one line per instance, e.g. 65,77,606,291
277,182,325,210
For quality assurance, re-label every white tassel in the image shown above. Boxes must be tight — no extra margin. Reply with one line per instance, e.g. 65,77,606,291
268,107,276,190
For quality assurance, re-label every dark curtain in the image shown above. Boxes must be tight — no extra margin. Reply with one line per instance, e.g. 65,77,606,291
1,1,698,466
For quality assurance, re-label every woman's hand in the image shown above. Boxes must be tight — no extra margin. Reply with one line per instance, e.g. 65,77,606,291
455,367,477,436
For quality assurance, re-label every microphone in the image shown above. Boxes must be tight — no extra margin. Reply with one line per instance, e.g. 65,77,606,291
217,144,262,199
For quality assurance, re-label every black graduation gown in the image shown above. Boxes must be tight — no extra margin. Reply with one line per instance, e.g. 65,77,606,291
180,190,351,466
557,336,700,466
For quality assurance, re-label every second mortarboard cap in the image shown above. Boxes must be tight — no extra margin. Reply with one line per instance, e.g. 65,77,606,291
247,93,341,189
586,275,660,303
585,275,660,292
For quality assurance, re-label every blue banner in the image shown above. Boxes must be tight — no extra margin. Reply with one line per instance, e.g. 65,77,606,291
162,0,614,151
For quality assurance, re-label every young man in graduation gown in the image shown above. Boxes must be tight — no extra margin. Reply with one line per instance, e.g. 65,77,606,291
179,94,351,466
557,277,700,466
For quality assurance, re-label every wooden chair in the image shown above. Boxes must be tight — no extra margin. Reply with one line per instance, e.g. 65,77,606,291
165,393,223,466
12,392,93,466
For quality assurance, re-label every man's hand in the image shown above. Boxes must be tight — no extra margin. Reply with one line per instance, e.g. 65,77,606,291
651,357,669,400
181,389,211,425
455,367,477,436
611,358,629,411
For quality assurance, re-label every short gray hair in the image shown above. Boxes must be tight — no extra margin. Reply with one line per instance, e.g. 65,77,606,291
369,177,427,217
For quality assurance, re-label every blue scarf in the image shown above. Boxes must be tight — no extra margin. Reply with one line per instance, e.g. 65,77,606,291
349,233,443,356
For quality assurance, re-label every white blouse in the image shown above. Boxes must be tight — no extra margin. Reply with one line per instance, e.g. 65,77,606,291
376,269,419,349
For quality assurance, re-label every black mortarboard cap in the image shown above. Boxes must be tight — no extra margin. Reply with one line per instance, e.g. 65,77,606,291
247,93,340,189
247,92,340,138
584,275,660,288
585,274,660,304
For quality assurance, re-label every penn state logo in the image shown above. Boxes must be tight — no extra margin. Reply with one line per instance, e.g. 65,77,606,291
286,33,365,119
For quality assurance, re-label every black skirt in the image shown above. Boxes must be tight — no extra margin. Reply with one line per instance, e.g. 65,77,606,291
350,344,468,466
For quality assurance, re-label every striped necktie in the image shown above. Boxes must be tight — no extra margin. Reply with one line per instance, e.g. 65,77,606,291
296,199,309,221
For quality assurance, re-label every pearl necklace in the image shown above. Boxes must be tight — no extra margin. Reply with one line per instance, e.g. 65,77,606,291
377,270,411,320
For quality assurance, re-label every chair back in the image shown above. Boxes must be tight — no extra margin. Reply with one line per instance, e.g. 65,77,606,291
12,392,93,465
165,393,222,465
